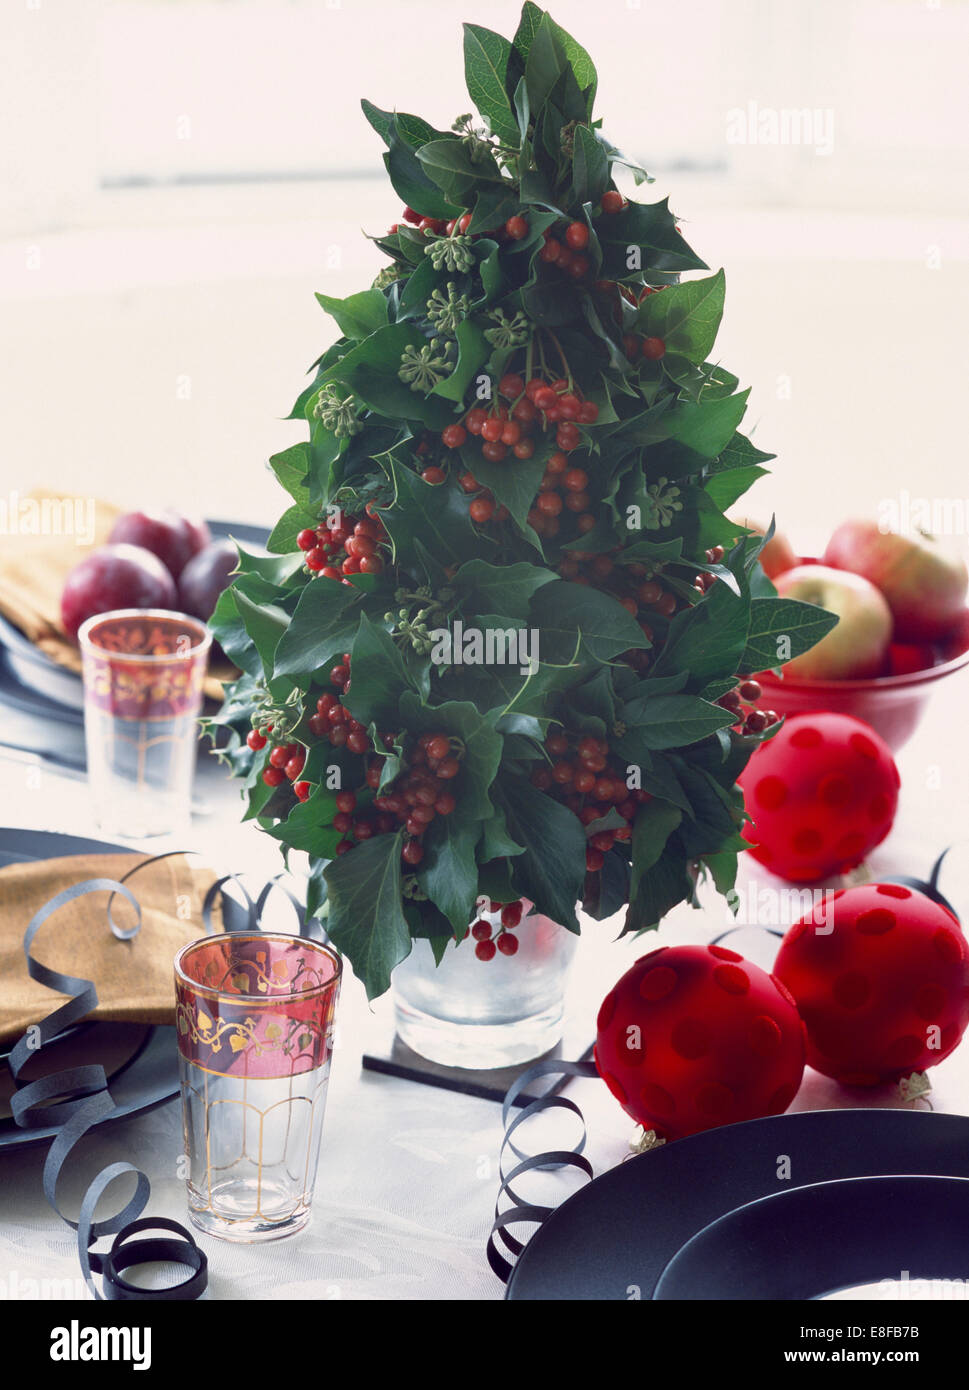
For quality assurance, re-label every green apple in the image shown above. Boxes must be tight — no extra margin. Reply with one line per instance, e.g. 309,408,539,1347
774,564,893,679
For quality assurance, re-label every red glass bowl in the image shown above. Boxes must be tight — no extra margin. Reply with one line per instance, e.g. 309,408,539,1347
757,607,969,751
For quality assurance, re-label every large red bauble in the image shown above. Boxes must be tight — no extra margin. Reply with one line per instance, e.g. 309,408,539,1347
774,884,969,1085
739,712,899,882
594,944,805,1142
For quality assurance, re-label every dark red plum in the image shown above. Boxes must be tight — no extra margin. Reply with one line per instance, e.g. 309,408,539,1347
177,539,239,620
61,543,178,640
108,509,211,580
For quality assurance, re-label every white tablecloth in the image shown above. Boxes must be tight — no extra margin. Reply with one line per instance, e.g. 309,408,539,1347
1,666,967,1300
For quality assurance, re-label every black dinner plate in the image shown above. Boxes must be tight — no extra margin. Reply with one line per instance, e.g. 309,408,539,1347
0,826,183,1152
0,518,270,720
505,1108,969,1300
654,1174,969,1300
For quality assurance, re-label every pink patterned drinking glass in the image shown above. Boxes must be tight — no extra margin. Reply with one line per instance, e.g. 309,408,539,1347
174,933,342,1242
78,608,211,839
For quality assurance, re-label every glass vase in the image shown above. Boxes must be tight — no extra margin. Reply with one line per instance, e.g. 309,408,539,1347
392,905,577,1069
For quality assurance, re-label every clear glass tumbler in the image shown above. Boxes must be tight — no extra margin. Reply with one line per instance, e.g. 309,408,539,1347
78,608,211,839
392,906,578,1069
174,933,342,1242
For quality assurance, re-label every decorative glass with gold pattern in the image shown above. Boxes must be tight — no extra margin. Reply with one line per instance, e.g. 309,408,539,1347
78,608,211,839
174,932,342,1242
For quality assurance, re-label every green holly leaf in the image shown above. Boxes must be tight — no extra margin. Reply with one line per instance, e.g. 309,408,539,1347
624,799,683,934
667,388,751,458
324,830,411,1000
431,318,490,402
463,24,521,145
269,442,312,507
739,597,839,674
461,446,547,531
529,580,651,664
377,462,485,569
596,198,708,277
493,774,586,931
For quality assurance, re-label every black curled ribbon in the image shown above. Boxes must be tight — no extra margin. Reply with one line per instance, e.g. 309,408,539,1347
7,851,322,1301
487,1058,600,1284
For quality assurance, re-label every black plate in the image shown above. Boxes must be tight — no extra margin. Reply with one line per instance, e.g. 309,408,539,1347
0,826,182,1152
0,518,269,717
655,1174,969,1300
505,1108,969,1300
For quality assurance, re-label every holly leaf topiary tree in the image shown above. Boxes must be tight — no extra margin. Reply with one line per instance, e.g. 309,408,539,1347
208,3,836,1000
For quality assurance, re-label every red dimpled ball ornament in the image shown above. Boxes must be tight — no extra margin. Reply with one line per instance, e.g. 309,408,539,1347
739,712,899,882
594,944,806,1142
774,883,969,1086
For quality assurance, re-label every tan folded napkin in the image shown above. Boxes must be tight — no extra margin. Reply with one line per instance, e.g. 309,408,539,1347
0,852,223,1047
0,488,231,701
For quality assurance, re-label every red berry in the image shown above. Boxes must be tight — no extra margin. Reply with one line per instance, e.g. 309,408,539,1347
475,938,497,961
501,901,523,928
246,729,267,751
427,735,450,761
600,191,625,214
505,215,529,240
331,664,350,686
294,781,312,801
359,555,384,575
335,790,356,814
641,336,666,360
402,206,421,225
497,932,519,956
539,238,562,264
565,221,589,250
284,753,305,781
564,254,590,279
421,467,446,485
563,468,589,492
263,766,285,787
465,407,487,435
499,374,525,399
442,424,467,449
481,417,504,443
471,920,492,942
402,839,424,865
297,528,318,551
347,730,368,754
469,497,495,523
586,848,605,872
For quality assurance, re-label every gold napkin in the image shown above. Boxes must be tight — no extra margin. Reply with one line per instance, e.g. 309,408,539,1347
0,488,231,701
0,852,223,1047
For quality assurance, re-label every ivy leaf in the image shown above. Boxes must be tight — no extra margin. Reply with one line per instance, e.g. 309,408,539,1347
265,785,340,859
463,24,520,145
267,504,316,556
231,587,289,680
493,774,586,931
704,464,768,515
550,15,598,115
529,580,651,663
451,557,556,618
462,446,547,531
381,117,463,221
343,613,417,728
524,13,568,115
314,288,388,341
431,318,490,402
269,443,312,507
417,810,481,933
377,462,485,569
324,830,411,1000
637,270,725,365
739,597,839,674
273,578,374,680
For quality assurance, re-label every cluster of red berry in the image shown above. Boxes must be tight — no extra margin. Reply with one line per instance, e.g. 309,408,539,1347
621,333,667,361
471,900,524,961
717,678,780,735
307,658,371,753
297,513,386,581
247,725,313,802
530,732,652,873
538,218,592,279
389,208,474,237
369,732,463,865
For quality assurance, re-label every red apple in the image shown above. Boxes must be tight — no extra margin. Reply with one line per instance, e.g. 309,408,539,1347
774,563,893,680
823,520,968,642
108,509,211,580
731,515,797,579
61,543,178,640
